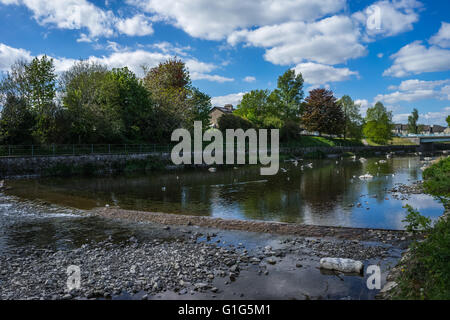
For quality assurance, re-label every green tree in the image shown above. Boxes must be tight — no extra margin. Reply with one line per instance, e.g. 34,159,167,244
143,58,191,128
408,108,419,134
217,114,253,131
363,101,393,144
187,87,212,131
337,95,363,139
25,56,58,143
271,69,304,122
234,89,281,128
0,94,35,144
302,88,344,135
446,115,450,127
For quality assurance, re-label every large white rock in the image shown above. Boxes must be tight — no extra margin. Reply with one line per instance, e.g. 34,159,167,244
320,258,364,274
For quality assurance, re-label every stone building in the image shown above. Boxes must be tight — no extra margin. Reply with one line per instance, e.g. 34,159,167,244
209,104,234,128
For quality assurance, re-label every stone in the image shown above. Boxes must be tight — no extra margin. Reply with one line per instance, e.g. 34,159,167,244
319,258,364,274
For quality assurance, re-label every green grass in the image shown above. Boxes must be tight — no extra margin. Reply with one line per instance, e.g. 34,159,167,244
366,137,417,146
282,136,363,147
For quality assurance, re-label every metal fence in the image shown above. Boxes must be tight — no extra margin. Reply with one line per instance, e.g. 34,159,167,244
0,140,363,158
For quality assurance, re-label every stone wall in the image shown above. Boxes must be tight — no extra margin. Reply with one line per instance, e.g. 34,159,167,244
0,152,171,179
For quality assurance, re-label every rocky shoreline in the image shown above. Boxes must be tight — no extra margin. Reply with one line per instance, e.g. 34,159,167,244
93,207,410,244
0,219,401,300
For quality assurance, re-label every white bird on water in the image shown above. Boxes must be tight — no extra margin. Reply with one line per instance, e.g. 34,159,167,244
281,168,288,173
208,167,217,173
161,187,166,191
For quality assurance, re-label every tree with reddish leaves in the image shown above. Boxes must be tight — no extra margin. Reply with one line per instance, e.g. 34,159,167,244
302,88,344,136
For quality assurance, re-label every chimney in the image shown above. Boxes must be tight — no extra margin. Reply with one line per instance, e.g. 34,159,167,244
224,104,233,111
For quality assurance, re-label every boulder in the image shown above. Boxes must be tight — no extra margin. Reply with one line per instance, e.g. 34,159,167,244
319,258,364,274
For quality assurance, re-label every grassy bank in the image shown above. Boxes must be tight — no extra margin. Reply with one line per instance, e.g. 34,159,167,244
392,156,450,300
366,137,417,146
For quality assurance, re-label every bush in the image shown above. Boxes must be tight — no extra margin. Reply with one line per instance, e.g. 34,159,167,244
280,121,300,142
217,114,253,131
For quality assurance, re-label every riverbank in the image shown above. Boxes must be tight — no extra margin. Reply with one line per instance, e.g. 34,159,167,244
0,208,404,300
93,207,410,244
2,144,447,179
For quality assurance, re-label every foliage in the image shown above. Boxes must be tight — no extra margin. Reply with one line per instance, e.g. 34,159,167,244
395,157,450,300
408,108,419,134
363,101,393,144
217,114,253,131
302,88,344,135
423,156,450,205
271,69,304,121
234,89,279,127
280,121,301,142
446,115,450,127
337,95,363,139
402,204,432,234
0,94,35,144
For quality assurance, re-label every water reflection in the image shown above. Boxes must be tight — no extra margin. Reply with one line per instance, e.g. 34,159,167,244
4,156,444,230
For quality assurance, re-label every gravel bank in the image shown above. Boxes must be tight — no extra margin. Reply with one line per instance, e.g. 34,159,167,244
93,207,410,244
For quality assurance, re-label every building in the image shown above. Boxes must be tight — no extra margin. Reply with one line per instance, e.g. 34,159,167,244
209,104,234,128
393,124,409,136
393,123,448,135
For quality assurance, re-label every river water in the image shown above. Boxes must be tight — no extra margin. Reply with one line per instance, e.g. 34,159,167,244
0,155,443,300
3,155,444,231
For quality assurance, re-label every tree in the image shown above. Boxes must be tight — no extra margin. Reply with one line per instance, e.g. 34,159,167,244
143,58,191,128
337,95,363,140
271,69,304,122
408,108,419,134
217,114,253,131
187,87,212,131
0,56,58,143
446,115,450,127
61,60,116,143
234,89,280,128
0,94,35,144
302,88,344,135
363,101,393,144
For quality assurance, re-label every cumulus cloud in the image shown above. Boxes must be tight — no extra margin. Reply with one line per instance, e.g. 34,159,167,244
375,79,450,104
394,107,450,125
353,0,422,39
429,22,450,48
354,99,370,115
293,62,358,86
0,0,154,40
383,41,450,77
211,92,246,107
0,42,231,82
115,14,154,36
228,16,366,66
127,0,346,40
0,43,33,71
243,76,256,83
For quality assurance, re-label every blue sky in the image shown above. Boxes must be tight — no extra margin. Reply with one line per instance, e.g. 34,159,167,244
1,0,450,125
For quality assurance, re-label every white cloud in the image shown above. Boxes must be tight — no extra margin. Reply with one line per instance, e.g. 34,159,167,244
394,108,450,125
190,72,234,83
0,0,155,40
0,42,231,82
354,99,370,115
375,79,450,104
211,92,246,107
377,53,384,58
228,15,366,66
115,14,153,36
127,0,346,40
293,62,358,86
383,41,450,77
243,76,256,83
0,43,33,71
353,0,422,39
429,22,450,48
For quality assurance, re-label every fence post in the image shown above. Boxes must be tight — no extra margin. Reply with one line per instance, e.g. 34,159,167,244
108,144,111,154
91,144,93,154
31,145,34,157
73,144,75,155
52,144,55,156
8,145,11,157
